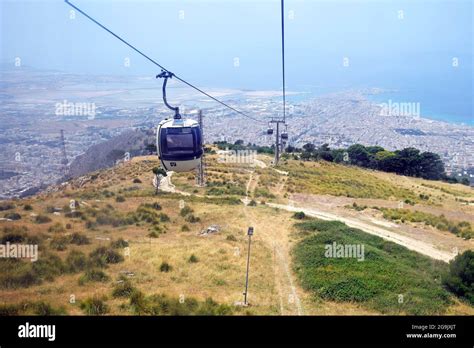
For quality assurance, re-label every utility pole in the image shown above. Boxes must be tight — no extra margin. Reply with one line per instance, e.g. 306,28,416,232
243,226,254,305
196,109,206,187
269,119,285,166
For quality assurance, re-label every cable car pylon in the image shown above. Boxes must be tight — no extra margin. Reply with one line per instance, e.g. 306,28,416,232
268,0,288,167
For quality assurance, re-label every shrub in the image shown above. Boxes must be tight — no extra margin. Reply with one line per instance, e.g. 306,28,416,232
23,204,33,211
70,233,90,245
159,262,172,273
181,225,190,232
226,235,237,241
185,214,200,223
0,259,39,289
0,302,66,315
110,238,129,248
142,202,162,210
133,178,142,184
31,254,66,281
180,206,193,217
31,301,67,315
50,236,69,251
159,213,170,222
127,292,233,315
292,211,306,220
35,215,52,224
66,223,72,229
4,212,21,220
45,206,56,214
89,247,124,267
248,200,257,206
79,269,110,285
65,250,88,272
116,196,126,203
443,251,474,305
188,254,199,263
1,233,25,243
148,231,159,238
0,304,20,315
0,202,15,211
80,296,109,315
112,277,137,298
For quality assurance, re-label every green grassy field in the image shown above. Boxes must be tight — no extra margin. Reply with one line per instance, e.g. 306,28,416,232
292,220,453,315
281,160,420,201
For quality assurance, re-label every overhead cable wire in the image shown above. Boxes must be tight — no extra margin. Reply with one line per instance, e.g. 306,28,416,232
280,0,286,123
64,0,265,124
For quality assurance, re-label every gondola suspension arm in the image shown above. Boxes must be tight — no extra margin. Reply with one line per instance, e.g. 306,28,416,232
156,70,181,119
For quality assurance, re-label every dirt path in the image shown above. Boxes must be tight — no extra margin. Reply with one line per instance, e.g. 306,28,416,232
242,166,304,315
267,202,456,263
243,204,304,315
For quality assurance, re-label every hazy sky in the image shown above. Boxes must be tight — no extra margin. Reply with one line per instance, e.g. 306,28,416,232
1,0,472,93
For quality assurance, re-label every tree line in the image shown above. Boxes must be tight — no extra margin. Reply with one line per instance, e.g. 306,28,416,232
286,143,468,184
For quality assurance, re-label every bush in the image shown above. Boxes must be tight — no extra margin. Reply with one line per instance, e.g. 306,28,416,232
89,247,124,267
159,213,170,222
443,251,474,305
23,204,33,211
181,225,190,232
70,233,90,245
31,254,66,281
79,269,110,285
35,215,52,224
133,178,142,184
0,302,66,315
112,277,137,298
4,212,21,220
116,196,126,203
292,211,306,220
141,202,162,210
1,233,26,243
188,254,199,263
31,301,67,315
226,235,237,241
128,293,233,315
110,238,129,248
80,296,109,315
65,250,88,272
148,231,159,238
0,202,15,211
159,262,172,273
185,214,200,223
180,206,193,217
50,236,69,251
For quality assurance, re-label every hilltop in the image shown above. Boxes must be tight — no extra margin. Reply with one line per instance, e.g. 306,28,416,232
0,151,473,315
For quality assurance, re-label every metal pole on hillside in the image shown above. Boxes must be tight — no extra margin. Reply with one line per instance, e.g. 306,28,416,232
196,109,205,187
243,226,254,305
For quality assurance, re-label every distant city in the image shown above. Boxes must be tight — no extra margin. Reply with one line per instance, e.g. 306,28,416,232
1,68,473,199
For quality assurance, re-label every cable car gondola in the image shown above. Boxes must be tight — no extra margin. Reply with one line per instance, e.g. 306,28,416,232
156,71,203,172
